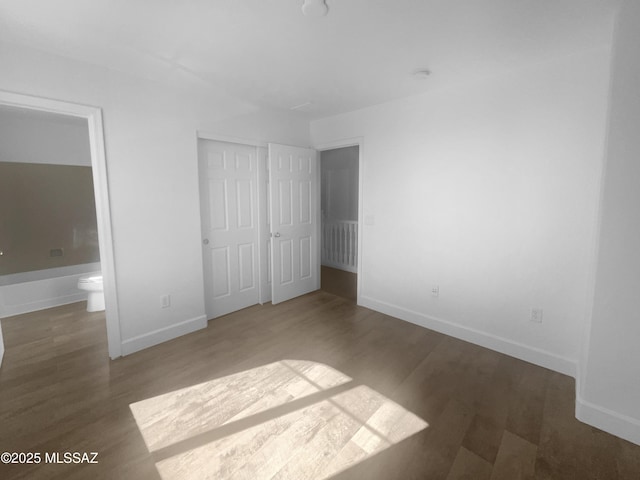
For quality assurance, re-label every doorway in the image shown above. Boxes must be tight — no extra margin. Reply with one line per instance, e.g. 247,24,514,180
0,91,120,360
319,145,360,303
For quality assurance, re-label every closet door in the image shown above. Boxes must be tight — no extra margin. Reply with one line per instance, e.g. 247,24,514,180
268,143,319,304
199,140,259,318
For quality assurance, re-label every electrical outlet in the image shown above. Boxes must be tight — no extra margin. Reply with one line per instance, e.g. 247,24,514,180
161,294,171,309
530,308,543,323
431,286,439,297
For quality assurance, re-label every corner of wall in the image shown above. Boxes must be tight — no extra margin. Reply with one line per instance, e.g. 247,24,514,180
575,388,640,446
572,2,640,448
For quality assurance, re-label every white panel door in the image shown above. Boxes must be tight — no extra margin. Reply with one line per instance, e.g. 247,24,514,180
268,143,319,304
199,140,259,318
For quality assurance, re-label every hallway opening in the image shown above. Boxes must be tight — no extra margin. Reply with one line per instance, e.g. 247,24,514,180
320,145,359,303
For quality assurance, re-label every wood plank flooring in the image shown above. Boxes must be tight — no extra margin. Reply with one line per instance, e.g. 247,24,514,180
1,293,639,479
321,266,357,302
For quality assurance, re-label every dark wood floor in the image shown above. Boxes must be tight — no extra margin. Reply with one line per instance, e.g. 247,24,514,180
1,293,639,479
321,266,357,302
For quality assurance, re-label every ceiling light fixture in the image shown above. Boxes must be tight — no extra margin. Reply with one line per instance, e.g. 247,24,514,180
302,0,329,17
412,69,432,80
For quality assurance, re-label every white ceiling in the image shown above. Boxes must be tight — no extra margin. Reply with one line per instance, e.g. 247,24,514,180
0,0,621,119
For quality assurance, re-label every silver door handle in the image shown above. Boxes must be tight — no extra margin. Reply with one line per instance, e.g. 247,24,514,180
273,232,281,238
203,238,209,245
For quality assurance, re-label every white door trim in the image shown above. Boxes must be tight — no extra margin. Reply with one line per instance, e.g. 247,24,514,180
0,90,122,359
314,137,364,304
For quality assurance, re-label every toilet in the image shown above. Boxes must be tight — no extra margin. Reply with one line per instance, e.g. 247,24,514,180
77,273,105,312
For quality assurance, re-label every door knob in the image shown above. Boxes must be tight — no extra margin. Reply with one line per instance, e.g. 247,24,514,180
203,238,209,245
273,232,281,238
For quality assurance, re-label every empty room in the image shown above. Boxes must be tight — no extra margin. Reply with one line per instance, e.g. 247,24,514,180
1,1,639,479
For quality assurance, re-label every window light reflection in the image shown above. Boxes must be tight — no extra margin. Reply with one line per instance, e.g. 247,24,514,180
130,359,428,479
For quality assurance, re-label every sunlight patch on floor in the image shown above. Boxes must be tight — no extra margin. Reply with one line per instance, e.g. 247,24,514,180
130,359,428,479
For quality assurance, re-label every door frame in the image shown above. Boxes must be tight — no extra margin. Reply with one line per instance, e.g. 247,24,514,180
314,137,364,304
0,90,122,358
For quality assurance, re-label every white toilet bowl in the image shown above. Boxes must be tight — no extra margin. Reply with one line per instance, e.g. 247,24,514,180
77,274,105,312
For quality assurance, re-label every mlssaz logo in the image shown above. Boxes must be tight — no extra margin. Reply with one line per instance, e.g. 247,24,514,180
45,452,99,464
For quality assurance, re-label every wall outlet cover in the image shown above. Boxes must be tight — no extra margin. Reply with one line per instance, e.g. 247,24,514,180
161,295,171,308
530,308,543,323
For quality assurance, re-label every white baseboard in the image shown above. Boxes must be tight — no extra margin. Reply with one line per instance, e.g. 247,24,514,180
121,315,207,356
0,292,87,318
359,295,640,446
359,295,577,377
576,394,640,446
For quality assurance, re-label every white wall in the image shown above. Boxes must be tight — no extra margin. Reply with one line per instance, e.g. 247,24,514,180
321,146,359,221
0,42,309,353
0,107,91,166
578,0,640,445
202,109,311,149
311,47,611,375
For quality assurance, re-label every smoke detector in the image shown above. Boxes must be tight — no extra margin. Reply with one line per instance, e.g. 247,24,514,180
302,0,329,17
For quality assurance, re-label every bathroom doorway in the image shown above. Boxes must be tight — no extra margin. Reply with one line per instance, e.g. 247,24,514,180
319,143,361,303
0,91,120,361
